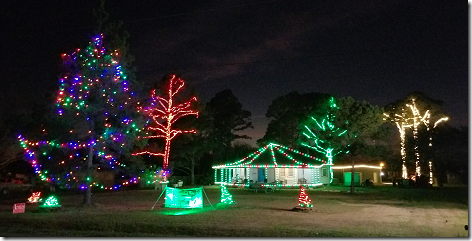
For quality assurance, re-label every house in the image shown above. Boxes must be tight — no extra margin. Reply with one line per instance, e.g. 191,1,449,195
212,143,330,188
212,143,383,188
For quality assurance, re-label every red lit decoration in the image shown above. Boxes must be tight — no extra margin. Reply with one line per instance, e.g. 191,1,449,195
298,185,313,208
133,75,198,170
27,192,42,203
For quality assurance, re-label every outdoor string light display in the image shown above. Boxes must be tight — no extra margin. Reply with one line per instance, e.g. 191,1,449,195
298,185,313,208
384,98,448,183
383,107,412,179
39,196,61,208
406,99,448,184
220,184,235,205
133,75,199,171
27,192,42,203
300,97,348,183
18,136,138,191
17,34,144,192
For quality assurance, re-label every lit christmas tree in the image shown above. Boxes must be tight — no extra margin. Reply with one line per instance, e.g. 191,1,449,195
298,185,313,208
133,75,199,172
220,184,235,205
54,33,145,204
300,97,348,183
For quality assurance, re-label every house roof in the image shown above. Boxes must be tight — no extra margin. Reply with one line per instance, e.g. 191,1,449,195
212,143,327,169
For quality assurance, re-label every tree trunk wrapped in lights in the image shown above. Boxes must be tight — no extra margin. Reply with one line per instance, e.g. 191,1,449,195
133,75,199,172
384,92,448,184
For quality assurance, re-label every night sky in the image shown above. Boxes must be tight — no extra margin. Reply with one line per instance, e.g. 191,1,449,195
1,0,467,146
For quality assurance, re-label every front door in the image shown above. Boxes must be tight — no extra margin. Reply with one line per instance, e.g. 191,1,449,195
258,169,265,182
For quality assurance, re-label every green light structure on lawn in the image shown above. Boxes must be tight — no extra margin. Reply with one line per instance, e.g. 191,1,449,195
300,97,348,184
220,184,235,205
165,187,203,208
40,195,61,208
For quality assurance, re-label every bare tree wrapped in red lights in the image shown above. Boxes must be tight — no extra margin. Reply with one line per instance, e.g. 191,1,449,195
134,75,199,172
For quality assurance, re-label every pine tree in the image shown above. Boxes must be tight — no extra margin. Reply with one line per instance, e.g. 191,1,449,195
56,34,144,205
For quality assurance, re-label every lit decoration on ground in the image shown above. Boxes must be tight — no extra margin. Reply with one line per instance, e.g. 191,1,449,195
300,97,348,183
220,184,235,205
298,185,313,208
27,192,42,203
133,75,198,171
165,186,203,208
40,196,61,208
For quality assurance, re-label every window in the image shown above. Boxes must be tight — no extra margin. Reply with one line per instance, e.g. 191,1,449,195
322,168,328,177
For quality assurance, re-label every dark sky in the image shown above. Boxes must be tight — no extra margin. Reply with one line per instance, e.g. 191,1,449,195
1,0,468,146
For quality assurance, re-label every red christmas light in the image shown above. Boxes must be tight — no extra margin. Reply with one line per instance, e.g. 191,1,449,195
298,185,313,208
133,75,198,170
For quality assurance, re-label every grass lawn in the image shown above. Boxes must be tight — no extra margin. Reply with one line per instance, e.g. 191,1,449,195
0,184,468,237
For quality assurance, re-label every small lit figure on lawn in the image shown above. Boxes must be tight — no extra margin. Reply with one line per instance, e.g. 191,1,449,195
298,185,313,208
27,192,42,203
220,184,235,205
39,195,61,208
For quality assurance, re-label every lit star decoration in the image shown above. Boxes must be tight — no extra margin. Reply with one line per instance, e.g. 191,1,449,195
300,97,348,183
133,75,199,170
298,185,313,208
220,184,235,205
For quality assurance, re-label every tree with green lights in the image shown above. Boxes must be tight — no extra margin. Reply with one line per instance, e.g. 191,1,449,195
299,96,384,190
299,97,348,184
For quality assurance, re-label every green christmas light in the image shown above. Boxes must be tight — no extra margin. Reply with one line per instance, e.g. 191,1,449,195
165,187,203,209
220,184,235,205
300,97,347,183
40,196,61,208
